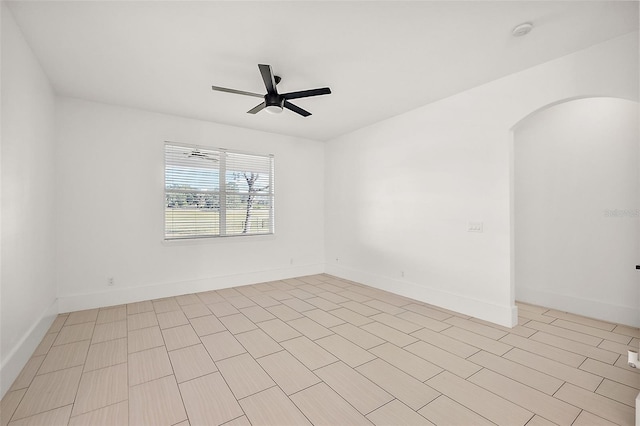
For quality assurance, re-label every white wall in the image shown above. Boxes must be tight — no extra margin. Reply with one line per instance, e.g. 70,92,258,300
514,98,638,326
55,98,325,312
324,32,639,327
1,4,58,397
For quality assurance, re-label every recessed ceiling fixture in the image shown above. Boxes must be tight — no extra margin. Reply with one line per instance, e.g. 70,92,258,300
211,64,331,117
512,22,534,37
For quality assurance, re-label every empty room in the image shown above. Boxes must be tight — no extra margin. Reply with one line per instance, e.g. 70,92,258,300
1,1,639,425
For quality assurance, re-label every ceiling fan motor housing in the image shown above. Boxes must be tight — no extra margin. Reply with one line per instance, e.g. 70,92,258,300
265,92,284,108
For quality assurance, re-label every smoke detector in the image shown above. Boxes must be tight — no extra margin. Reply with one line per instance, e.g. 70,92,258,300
512,22,533,37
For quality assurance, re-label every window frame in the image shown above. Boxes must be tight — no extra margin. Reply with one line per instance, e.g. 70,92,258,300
164,141,275,241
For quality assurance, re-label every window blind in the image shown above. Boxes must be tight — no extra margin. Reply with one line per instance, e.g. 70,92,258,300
165,143,274,240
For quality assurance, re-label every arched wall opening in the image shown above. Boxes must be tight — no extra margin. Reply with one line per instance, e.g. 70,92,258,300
509,97,639,327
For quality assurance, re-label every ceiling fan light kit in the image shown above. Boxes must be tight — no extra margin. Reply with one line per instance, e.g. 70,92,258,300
211,64,331,117
265,105,283,114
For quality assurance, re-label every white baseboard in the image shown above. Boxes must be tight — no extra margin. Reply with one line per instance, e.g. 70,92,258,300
326,264,517,327
1,299,58,399
517,286,640,327
58,263,325,313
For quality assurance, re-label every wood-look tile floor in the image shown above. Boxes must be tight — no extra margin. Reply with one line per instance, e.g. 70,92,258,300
2,274,638,425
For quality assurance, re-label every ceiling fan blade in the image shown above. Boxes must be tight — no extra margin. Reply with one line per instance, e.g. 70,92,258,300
284,101,311,117
258,64,278,94
211,85,263,98
247,102,266,114
281,87,331,100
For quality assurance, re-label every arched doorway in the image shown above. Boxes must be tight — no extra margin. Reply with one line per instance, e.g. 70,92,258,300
510,97,639,326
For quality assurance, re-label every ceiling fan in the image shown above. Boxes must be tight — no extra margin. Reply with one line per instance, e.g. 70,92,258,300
211,64,331,117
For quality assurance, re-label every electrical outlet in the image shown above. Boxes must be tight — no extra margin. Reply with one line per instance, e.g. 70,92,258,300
336,258,339,263
401,271,405,278
290,258,294,265
108,277,114,286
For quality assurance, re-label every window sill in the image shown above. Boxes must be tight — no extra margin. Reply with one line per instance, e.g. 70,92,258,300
161,233,276,246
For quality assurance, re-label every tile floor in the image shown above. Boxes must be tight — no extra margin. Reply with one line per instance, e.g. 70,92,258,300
1,274,638,425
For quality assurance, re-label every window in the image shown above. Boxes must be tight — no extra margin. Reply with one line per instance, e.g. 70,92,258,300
165,143,274,240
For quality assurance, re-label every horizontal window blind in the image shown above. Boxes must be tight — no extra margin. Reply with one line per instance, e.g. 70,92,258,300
165,143,274,240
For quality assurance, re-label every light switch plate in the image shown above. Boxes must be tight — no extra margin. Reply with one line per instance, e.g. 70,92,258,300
468,222,483,232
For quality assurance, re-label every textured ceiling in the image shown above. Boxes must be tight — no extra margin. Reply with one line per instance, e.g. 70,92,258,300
7,1,639,141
